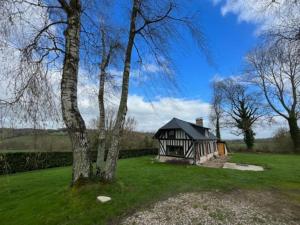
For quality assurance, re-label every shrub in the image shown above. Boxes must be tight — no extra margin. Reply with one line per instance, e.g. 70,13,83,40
272,128,293,152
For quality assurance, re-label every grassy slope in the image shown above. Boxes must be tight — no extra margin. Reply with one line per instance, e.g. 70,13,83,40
0,131,157,153
0,134,71,152
0,153,299,225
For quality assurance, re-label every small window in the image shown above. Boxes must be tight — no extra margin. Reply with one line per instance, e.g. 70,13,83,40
167,130,175,139
167,146,184,157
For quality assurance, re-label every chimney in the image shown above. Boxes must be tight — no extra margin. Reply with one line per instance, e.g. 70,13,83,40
196,117,203,127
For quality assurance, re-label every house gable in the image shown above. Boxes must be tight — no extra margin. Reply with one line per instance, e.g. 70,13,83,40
157,128,194,159
154,118,218,162
156,128,192,140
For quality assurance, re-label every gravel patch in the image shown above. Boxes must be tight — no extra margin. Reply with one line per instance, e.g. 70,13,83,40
122,190,299,225
223,162,264,171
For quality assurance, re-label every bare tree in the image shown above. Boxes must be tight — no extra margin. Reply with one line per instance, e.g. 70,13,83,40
59,0,94,184
1,0,206,183
220,79,263,150
232,0,299,46
100,0,206,181
0,0,99,185
247,41,300,152
264,0,300,44
0,1,59,128
96,26,123,177
210,80,224,140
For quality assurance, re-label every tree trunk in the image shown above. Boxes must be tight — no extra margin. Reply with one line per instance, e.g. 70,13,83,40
96,28,113,177
101,0,139,182
244,129,255,151
96,67,107,176
61,2,92,185
216,117,221,140
287,115,300,153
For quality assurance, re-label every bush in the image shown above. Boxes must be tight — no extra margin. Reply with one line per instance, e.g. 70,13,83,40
272,128,293,152
0,148,158,175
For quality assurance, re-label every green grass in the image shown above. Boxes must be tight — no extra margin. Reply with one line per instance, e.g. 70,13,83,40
0,153,300,225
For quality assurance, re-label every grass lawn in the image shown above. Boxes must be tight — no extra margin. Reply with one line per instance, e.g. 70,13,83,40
0,153,300,225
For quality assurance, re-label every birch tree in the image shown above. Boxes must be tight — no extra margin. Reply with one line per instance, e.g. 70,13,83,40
59,0,93,184
0,0,99,185
100,0,206,181
210,80,224,140
0,0,59,128
96,26,123,177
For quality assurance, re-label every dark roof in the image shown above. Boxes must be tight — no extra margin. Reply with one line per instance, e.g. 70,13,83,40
154,118,218,140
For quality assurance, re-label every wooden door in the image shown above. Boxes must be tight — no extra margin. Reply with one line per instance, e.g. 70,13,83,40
217,143,225,156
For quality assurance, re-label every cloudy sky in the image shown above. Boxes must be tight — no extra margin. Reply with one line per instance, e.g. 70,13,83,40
76,0,291,139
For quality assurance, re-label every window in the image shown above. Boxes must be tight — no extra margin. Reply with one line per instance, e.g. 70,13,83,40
167,130,175,139
167,145,184,157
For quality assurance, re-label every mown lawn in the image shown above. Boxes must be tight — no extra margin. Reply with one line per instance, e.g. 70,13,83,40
0,153,299,225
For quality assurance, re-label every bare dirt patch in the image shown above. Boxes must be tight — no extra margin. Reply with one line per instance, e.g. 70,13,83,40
122,190,300,225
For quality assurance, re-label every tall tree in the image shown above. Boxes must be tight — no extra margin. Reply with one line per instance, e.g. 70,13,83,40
100,0,139,181
220,79,263,150
0,0,99,185
210,80,224,140
59,0,92,184
264,0,300,44
96,26,122,177
100,0,206,181
247,41,300,152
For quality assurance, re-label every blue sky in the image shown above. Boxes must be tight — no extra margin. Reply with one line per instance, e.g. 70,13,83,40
129,0,258,102
75,0,290,138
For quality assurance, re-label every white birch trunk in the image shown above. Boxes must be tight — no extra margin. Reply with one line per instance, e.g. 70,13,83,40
101,0,139,182
61,1,92,185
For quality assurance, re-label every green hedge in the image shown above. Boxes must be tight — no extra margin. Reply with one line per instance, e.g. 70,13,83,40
0,148,158,175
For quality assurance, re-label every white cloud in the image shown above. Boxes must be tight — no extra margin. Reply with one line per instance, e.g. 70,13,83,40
213,0,300,34
126,95,211,131
78,90,287,139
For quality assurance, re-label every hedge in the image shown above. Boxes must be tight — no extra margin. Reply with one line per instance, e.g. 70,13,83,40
0,148,158,175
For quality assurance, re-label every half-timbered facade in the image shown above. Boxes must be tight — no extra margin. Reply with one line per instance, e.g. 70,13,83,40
154,118,218,164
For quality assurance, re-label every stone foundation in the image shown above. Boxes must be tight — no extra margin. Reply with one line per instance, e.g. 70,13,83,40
157,156,194,164
196,151,219,165
157,151,219,165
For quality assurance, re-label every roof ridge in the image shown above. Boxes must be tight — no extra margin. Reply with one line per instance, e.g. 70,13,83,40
154,117,217,140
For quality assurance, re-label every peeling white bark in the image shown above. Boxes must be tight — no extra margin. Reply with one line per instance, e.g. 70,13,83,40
61,1,92,185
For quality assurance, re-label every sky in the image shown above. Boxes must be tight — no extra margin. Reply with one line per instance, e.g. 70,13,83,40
76,0,289,139
0,0,293,139
129,0,259,100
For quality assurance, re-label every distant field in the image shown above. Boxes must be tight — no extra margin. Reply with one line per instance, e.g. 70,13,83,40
0,129,157,152
0,128,291,153
0,133,71,152
226,137,293,153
